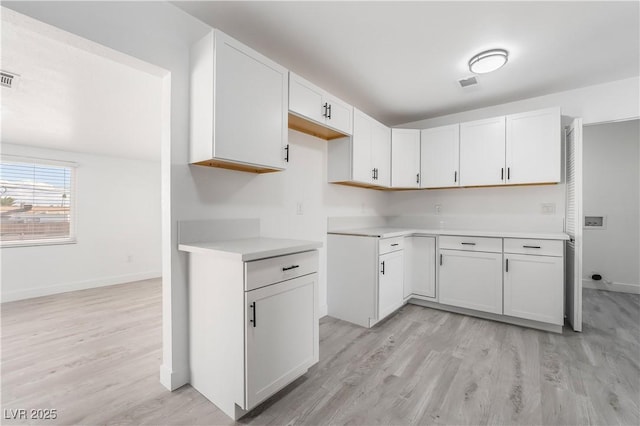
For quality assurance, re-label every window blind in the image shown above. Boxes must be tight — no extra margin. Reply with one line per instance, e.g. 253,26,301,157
0,158,75,244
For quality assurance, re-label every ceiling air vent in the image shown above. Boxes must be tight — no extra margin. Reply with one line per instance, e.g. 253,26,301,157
0,71,18,88
458,76,478,88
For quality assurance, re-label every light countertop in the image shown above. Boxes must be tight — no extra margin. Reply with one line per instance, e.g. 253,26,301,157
179,237,322,261
328,227,570,240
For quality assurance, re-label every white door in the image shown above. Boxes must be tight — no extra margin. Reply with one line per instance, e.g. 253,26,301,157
391,129,421,188
245,274,318,410
439,249,503,314
288,72,325,125
351,109,374,184
503,254,564,324
459,116,506,186
378,251,404,320
372,121,392,187
420,124,460,188
404,236,436,298
215,32,287,169
323,94,353,135
566,118,583,332
506,108,561,184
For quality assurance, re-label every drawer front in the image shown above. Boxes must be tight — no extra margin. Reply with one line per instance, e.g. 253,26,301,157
245,250,318,291
439,235,502,253
379,237,404,254
504,238,563,257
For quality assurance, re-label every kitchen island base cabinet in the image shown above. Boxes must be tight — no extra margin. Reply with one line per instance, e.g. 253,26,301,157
187,249,318,420
439,249,503,315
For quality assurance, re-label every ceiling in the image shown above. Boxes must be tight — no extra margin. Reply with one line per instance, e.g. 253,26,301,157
173,1,640,126
1,8,165,161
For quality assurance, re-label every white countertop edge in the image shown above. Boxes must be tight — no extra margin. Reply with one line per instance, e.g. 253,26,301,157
328,227,570,240
178,238,322,261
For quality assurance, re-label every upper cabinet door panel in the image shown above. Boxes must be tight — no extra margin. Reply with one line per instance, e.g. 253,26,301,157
420,124,460,188
506,107,561,184
323,94,353,135
459,116,506,187
391,129,420,188
351,110,374,184
289,73,325,125
372,120,391,187
214,31,288,169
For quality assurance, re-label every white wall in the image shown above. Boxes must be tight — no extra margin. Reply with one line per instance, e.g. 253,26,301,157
582,120,640,293
400,76,640,129
0,143,162,302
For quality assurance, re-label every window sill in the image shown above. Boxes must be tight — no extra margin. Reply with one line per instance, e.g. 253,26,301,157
0,237,77,248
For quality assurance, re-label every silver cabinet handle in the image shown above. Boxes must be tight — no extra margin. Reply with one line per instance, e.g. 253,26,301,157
282,265,300,271
505,258,509,272
381,261,385,275
522,245,541,249
454,171,457,183
322,102,328,118
391,243,399,247
440,254,443,265
461,242,476,246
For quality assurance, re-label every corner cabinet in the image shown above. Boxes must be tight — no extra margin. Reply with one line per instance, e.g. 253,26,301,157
403,236,436,300
190,29,289,173
185,247,319,420
328,109,391,188
288,72,353,139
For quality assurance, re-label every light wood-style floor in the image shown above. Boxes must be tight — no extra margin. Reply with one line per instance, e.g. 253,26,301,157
2,279,639,425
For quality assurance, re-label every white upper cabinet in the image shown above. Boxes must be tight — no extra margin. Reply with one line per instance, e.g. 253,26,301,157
190,29,288,173
391,129,421,188
506,107,561,184
459,116,506,186
289,72,353,136
420,124,460,188
328,108,390,188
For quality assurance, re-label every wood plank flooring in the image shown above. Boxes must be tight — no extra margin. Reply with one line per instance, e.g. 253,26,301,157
2,279,638,425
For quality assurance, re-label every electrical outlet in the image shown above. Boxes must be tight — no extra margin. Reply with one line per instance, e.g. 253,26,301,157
435,204,442,215
541,203,556,214
296,202,304,215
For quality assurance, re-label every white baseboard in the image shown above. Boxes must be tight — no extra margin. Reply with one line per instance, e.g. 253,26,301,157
1,271,162,303
582,279,640,294
159,363,190,391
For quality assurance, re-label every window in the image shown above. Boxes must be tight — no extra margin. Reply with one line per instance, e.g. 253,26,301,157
0,156,76,246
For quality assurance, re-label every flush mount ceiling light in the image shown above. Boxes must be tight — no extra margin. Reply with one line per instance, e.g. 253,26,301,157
468,49,509,74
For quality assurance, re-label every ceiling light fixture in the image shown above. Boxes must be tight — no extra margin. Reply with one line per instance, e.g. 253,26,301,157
468,49,509,74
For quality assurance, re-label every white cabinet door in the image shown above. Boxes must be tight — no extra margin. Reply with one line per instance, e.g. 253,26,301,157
378,251,404,320
503,254,563,324
289,73,325,125
404,236,436,298
372,120,391,187
214,31,288,170
420,124,460,188
351,109,374,184
439,249,503,314
391,129,421,188
459,116,506,186
323,93,353,135
245,274,318,410
506,107,561,184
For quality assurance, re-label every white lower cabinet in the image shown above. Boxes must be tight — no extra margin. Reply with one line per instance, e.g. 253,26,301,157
404,236,436,299
246,274,318,409
439,248,503,315
503,239,564,325
378,250,404,320
187,249,318,420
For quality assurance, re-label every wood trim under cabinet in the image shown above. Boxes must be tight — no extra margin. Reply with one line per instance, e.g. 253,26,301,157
288,113,348,141
192,159,282,174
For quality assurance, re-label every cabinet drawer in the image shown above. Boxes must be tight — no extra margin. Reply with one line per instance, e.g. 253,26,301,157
504,238,563,257
440,236,502,253
379,237,404,254
245,250,318,291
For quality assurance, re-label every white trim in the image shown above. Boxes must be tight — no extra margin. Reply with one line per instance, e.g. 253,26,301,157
0,236,77,248
1,271,161,302
0,153,78,168
319,303,328,318
159,364,190,391
582,279,640,295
